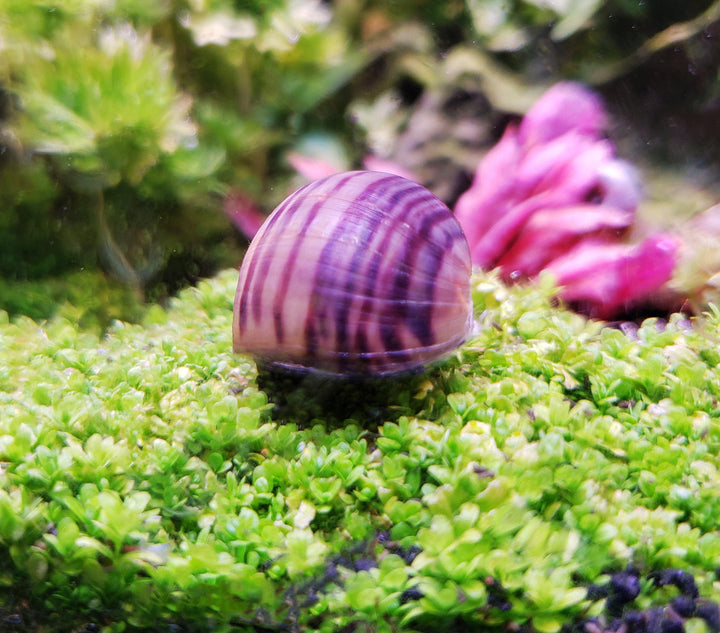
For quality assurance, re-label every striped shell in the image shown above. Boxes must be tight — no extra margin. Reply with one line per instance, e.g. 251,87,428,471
233,170,472,377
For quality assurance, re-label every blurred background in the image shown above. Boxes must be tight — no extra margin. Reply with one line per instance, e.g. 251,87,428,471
1,0,719,329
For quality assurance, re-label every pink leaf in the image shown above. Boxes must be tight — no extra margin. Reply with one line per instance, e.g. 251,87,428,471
286,151,341,181
518,82,606,146
545,234,680,319
454,125,522,249
362,155,419,182
497,205,634,278
223,191,266,241
452,80,672,319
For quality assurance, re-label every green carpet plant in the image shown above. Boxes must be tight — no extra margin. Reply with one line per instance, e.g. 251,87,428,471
2,269,720,632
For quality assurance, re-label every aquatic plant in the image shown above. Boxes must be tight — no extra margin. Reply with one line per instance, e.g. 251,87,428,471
3,270,720,631
454,82,681,319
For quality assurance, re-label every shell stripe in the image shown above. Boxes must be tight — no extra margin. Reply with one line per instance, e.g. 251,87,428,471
304,175,414,360
237,172,358,338
273,172,388,343
332,183,424,358
271,172,362,343
236,185,303,334
404,215,459,347
380,209,455,357
351,196,449,366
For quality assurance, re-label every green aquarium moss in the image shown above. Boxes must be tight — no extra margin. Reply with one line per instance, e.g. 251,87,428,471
2,269,720,633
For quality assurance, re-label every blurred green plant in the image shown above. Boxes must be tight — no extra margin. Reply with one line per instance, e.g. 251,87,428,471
0,0,368,310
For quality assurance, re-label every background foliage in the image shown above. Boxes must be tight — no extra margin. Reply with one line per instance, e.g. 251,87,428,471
1,0,719,325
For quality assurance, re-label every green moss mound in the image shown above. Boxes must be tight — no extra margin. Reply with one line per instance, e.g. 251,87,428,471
2,269,720,632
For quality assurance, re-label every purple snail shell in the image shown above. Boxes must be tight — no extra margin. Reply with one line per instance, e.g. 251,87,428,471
232,170,473,377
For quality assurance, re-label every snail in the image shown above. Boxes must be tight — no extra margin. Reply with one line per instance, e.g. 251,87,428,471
233,170,473,377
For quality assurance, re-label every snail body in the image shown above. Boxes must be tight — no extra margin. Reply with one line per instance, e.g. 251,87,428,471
233,170,472,377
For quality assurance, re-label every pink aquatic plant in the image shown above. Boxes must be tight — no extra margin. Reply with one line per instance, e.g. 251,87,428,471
222,190,266,241
454,81,680,318
287,151,419,184
286,151,343,182
543,235,680,319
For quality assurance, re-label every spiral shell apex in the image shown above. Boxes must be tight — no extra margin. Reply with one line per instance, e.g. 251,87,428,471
233,171,473,377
